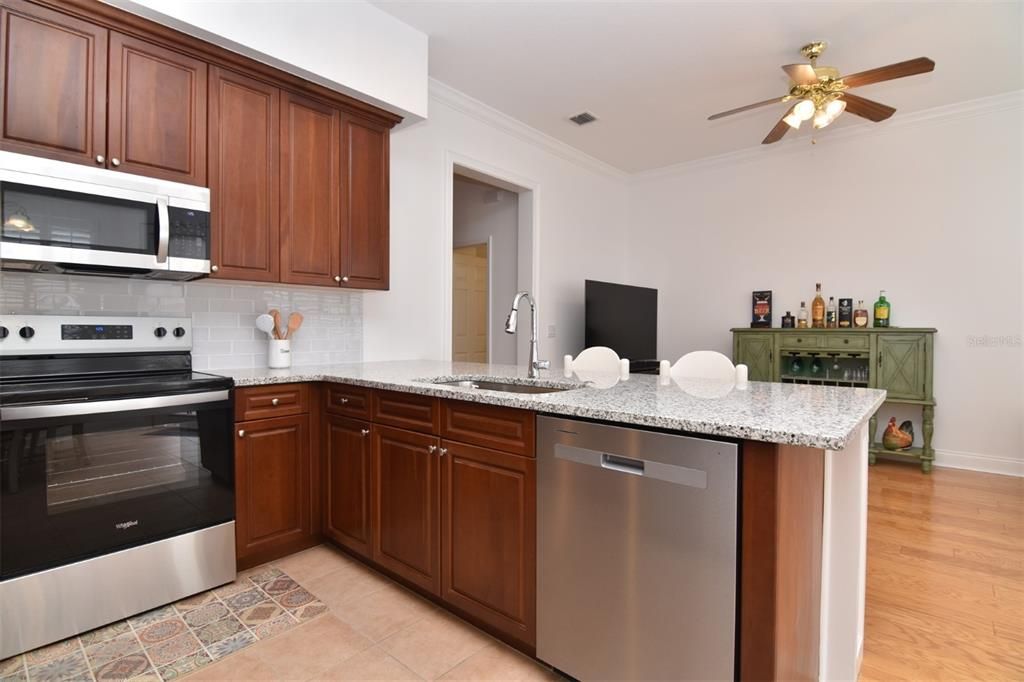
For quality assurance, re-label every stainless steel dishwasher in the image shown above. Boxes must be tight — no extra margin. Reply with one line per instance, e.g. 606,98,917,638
537,416,738,681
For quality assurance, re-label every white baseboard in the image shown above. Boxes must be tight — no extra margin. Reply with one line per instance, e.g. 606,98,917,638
934,449,1024,477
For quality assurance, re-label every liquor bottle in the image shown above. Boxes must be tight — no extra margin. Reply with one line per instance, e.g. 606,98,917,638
781,311,795,328
825,297,838,328
853,300,869,328
873,290,891,328
811,283,825,328
797,302,809,328
838,298,853,327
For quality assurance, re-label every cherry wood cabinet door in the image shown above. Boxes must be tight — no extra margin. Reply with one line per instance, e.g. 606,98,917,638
208,67,280,281
372,425,440,594
107,31,207,185
441,440,536,646
280,91,340,287
325,415,373,559
340,115,389,289
235,414,311,565
0,0,106,166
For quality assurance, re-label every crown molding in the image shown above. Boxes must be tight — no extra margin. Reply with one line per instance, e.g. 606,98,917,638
428,78,628,181
631,89,1024,182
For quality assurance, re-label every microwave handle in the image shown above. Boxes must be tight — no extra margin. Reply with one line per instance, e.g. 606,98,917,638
0,390,229,422
156,196,169,263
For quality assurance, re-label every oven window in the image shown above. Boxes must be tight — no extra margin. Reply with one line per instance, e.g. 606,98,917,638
1,182,156,254
1,402,233,580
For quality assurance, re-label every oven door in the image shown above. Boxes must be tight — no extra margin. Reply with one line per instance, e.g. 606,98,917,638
0,390,234,580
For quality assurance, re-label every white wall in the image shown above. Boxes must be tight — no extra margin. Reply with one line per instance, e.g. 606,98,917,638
626,95,1024,475
104,0,428,120
363,81,629,365
453,177,519,364
0,273,362,370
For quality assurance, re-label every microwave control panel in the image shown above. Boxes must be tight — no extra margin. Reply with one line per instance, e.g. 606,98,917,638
168,206,210,260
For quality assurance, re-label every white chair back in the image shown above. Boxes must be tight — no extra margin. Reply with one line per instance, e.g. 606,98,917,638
569,346,622,373
670,351,736,382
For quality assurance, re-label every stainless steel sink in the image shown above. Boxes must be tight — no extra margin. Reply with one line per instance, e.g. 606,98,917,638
431,378,576,394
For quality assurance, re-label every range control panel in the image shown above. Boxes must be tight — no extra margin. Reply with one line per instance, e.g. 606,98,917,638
0,315,191,356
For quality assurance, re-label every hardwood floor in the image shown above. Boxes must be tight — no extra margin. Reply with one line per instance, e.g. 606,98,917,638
861,462,1024,681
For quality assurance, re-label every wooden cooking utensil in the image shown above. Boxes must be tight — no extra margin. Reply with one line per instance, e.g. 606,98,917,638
284,312,304,340
268,309,283,340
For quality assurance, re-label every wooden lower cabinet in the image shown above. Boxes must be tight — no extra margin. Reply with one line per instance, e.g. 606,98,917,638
235,413,315,568
441,440,536,647
371,425,441,594
324,415,373,559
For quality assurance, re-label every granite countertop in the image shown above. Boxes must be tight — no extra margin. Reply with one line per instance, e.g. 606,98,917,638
216,360,887,450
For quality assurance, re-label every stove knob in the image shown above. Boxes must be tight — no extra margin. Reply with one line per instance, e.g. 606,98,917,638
0,326,8,339
173,327,187,338
19,326,34,339
154,327,168,338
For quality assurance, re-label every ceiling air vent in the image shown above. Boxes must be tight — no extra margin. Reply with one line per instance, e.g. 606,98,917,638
569,112,597,126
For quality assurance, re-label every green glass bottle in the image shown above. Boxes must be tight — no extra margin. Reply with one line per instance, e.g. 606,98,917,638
873,290,891,328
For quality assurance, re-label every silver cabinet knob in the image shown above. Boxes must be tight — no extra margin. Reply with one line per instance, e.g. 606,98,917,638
237,429,245,438
95,154,105,164
271,398,279,406
334,275,342,283
111,157,121,167
438,447,448,457
361,429,370,437
427,445,437,454
342,276,349,283
211,265,219,273
338,397,349,404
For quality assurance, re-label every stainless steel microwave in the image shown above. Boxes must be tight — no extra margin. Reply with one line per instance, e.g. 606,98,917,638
0,151,210,280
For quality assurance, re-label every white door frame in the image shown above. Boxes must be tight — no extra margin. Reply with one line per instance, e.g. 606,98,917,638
443,151,540,365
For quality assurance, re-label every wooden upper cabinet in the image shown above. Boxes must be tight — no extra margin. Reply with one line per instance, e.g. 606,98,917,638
280,91,340,286
209,67,279,281
340,115,389,289
107,31,207,185
0,0,106,166
372,425,441,595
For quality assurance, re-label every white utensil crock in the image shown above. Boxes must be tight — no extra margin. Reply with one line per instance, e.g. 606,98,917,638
268,339,292,368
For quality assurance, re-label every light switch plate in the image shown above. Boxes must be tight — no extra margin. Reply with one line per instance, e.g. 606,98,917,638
547,324,556,338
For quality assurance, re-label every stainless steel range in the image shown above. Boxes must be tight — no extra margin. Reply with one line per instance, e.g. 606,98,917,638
0,315,236,659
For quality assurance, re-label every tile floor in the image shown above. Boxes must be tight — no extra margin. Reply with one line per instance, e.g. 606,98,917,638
1,545,557,681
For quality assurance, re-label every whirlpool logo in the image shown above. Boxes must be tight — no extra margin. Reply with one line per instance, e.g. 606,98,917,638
115,520,139,530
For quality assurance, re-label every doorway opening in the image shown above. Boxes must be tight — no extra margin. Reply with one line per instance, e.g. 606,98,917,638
450,165,533,365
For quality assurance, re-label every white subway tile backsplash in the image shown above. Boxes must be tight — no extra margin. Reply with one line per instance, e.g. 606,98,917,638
0,272,362,370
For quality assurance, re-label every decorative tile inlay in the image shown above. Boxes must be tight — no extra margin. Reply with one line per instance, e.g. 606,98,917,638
155,651,211,681
192,617,246,647
181,603,230,629
143,632,202,667
84,632,142,667
206,632,257,661
10,567,321,682
223,587,268,613
93,654,151,681
25,651,90,682
260,576,298,595
276,587,316,609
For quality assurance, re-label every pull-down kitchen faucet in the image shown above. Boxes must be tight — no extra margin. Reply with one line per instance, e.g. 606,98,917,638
504,291,549,379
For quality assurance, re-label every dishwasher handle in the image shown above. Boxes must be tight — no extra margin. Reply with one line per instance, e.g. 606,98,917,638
601,453,645,476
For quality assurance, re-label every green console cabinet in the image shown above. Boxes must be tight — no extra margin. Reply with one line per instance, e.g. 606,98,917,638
731,327,937,472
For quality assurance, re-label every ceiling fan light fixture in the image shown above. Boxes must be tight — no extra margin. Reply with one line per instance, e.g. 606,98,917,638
783,112,803,129
813,98,847,129
793,98,816,121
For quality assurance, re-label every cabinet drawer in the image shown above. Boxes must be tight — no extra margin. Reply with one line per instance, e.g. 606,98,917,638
779,334,824,349
442,400,535,457
235,384,309,421
325,384,372,419
825,335,870,351
372,390,439,434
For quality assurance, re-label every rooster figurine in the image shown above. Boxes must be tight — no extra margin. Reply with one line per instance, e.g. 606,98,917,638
882,418,914,451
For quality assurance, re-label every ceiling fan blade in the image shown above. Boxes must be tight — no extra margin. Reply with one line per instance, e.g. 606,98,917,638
762,106,795,144
843,93,896,122
841,57,935,89
782,63,818,85
708,96,787,121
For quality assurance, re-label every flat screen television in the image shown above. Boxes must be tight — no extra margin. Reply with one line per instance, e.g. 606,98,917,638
584,280,657,361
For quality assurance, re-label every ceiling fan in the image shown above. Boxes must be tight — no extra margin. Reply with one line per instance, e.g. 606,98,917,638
708,42,935,144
